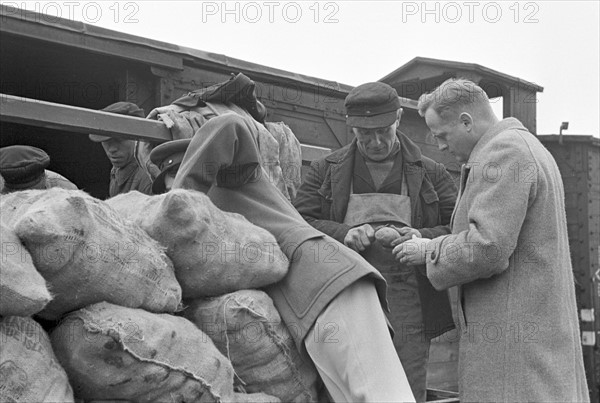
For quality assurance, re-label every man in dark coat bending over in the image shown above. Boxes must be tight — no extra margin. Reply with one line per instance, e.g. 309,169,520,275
170,112,415,402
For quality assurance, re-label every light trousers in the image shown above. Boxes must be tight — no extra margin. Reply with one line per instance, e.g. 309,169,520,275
304,279,416,403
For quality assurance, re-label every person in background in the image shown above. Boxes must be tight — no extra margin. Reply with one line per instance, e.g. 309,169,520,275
395,78,589,402
89,102,152,197
148,138,191,194
293,82,457,401
0,145,77,194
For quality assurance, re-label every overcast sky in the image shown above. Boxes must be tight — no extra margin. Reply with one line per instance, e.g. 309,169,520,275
14,1,600,137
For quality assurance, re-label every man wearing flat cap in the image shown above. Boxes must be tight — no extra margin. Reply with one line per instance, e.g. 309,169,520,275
89,102,152,198
0,145,77,194
294,82,458,401
149,139,191,194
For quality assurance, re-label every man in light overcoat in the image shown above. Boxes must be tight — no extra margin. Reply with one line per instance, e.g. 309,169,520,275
395,78,589,402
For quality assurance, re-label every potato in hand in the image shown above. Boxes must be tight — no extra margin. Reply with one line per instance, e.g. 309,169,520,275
374,226,401,247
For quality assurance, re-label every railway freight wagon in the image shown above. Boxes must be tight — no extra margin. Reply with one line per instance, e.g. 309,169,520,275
538,135,600,402
1,5,597,401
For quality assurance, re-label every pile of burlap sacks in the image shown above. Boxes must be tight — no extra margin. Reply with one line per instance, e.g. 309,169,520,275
0,186,321,402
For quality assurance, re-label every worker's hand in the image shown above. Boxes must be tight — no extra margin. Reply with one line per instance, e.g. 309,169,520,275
344,224,375,252
392,235,429,266
390,226,422,246
146,104,187,120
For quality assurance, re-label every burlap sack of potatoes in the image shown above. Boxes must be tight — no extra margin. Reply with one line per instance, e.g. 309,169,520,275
264,121,302,201
0,222,52,316
107,189,288,298
50,301,277,403
0,316,74,402
2,188,181,319
0,189,48,226
184,290,320,402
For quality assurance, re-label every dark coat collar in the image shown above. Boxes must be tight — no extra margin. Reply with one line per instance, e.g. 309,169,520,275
327,130,428,222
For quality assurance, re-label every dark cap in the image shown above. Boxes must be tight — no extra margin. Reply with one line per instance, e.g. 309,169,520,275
345,82,402,129
89,102,145,142
149,139,191,194
0,145,50,190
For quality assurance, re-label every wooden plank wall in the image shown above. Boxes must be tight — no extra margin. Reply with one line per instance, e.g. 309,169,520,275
541,138,600,402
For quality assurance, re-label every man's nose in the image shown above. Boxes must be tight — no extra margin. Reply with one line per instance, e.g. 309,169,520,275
106,142,119,152
373,134,383,145
438,142,448,151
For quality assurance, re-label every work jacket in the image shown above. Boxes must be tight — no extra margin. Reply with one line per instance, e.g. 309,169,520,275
294,132,457,338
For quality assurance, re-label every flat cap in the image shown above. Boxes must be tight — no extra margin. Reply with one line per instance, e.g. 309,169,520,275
345,82,401,129
0,145,50,189
89,102,145,142
149,139,191,194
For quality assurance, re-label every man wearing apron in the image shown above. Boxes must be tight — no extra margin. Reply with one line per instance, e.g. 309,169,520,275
294,82,457,402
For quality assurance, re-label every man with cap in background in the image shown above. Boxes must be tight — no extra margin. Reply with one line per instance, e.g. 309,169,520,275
293,82,457,401
149,138,191,194
0,145,77,194
89,102,152,198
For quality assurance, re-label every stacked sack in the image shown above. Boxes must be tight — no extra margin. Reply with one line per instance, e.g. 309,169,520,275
1,188,181,319
1,187,320,402
51,302,276,402
183,290,320,402
108,189,321,402
0,188,183,401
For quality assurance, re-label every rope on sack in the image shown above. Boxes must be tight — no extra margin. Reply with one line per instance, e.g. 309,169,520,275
223,296,247,389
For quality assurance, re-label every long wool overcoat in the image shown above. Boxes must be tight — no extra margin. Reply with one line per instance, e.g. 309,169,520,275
426,118,589,402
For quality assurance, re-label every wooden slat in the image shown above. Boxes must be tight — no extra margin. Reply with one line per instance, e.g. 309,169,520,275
0,94,172,142
300,144,331,163
1,94,332,163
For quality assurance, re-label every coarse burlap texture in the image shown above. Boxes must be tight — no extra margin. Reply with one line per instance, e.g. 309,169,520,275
0,316,74,402
263,121,302,201
107,190,288,298
1,188,181,319
0,188,47,226
184,290,320,402
50,302,235,402
0,222,52,316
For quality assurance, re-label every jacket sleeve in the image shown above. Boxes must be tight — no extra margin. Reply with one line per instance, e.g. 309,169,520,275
426,134,537,290
293,159,352,244
419,162,458,239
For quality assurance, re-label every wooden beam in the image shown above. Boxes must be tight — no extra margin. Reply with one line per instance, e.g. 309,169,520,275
0,94,172,142
1,94,332,163
300,144,331,164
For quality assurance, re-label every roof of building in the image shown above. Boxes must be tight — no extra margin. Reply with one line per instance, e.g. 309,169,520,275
380,56,544,99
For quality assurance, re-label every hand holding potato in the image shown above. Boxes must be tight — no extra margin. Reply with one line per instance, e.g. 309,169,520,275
344,224,375,252
390,226,422,247
392,235,430,266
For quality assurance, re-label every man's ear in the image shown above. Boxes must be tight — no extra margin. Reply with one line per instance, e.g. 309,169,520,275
459,112,473,131
397,108,403,122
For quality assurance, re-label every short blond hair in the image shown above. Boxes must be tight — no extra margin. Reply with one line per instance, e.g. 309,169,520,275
418,78,492,121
